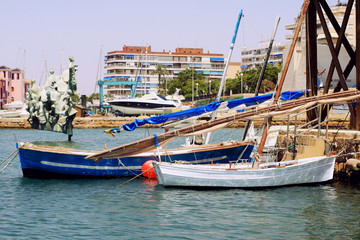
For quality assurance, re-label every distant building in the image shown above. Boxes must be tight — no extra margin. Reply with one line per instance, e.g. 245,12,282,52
240,41,285,70
0,66,30,109
226,62,241,79
104,45,226,97
285,2,355,46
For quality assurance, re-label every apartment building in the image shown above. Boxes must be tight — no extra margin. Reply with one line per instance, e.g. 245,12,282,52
0,65,30,109
285,2,355,45
240,41,285,70
104,45,226,97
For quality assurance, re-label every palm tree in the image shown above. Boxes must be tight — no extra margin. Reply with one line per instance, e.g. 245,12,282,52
151,64,168,95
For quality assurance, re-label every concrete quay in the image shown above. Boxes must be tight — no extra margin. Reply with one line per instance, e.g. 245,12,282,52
0,112,350,129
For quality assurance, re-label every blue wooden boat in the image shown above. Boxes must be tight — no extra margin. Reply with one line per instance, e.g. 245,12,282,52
17,141,254,178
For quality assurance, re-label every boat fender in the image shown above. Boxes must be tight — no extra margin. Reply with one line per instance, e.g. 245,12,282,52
346,159,360,171
142,160,157,179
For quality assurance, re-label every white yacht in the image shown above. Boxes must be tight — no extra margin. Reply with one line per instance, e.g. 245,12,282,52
108,93,181,116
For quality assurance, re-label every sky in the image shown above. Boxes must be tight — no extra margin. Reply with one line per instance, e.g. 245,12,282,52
0,0,339,96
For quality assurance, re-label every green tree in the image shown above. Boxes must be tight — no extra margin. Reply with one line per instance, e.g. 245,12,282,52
151,64,168,95
226,64,282,93
167,69,211,99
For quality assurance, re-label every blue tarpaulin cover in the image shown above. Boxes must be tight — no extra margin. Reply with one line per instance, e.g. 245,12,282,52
227,90,306,109
121,101,221,131
112,90,306,132
281,90,305,100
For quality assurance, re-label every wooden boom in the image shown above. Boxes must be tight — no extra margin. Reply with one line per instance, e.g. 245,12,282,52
86,89,360,161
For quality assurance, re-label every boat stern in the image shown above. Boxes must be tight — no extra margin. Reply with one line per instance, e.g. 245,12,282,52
152,161,165,185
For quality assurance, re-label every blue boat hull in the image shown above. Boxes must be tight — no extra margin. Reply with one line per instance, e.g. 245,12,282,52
18,143,254,178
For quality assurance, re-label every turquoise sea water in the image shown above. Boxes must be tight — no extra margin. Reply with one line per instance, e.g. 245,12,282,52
1,128,360,239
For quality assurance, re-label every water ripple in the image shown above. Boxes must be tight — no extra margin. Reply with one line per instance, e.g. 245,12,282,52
1,129,360,239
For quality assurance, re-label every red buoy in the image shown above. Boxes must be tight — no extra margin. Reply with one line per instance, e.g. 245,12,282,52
142,160,157,179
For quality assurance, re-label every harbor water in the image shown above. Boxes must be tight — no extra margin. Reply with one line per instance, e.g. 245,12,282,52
1,128,360,239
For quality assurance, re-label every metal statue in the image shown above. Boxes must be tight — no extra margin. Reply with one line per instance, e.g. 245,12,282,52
26,57,78,139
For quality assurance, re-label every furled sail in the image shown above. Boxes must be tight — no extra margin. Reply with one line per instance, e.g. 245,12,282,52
106,90,306,134
87,89,360,161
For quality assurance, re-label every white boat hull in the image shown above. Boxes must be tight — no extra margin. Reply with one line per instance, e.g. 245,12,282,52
153,156,336,188
112,105,174,115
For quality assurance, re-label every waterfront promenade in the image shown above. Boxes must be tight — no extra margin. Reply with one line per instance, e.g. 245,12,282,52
0,112,350,129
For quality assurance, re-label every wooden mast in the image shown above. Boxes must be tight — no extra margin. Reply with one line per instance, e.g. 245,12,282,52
242,15,281,140
254,0,310,162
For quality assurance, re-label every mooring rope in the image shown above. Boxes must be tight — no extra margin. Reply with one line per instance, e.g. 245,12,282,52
117,158,143,177
337,151,360,158
117,166,155,188
0,148,19,166
0,149,20,173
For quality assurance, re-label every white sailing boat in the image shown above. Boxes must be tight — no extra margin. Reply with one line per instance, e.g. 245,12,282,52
151,89,360,188
153,156,336,188
149,3,359,188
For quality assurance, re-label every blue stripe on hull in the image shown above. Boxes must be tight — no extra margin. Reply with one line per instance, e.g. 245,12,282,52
18,144,254,178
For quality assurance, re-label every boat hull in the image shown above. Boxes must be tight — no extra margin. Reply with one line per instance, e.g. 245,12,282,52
111,105,175,115
108,97,178,116
18,142,254,179
153,156,336,188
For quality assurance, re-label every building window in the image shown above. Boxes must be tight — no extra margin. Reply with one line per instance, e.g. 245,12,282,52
11,87,14,92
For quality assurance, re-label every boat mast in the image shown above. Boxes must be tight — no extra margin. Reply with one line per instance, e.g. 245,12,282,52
242,15,281,140
145,45,148,94
94,45,103,94
21,50,26,102
131,46,144,98
255,0,310,162
205,10,243,144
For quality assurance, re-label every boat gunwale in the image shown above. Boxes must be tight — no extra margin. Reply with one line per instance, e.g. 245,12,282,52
155,156,335,172
18,140,254,157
